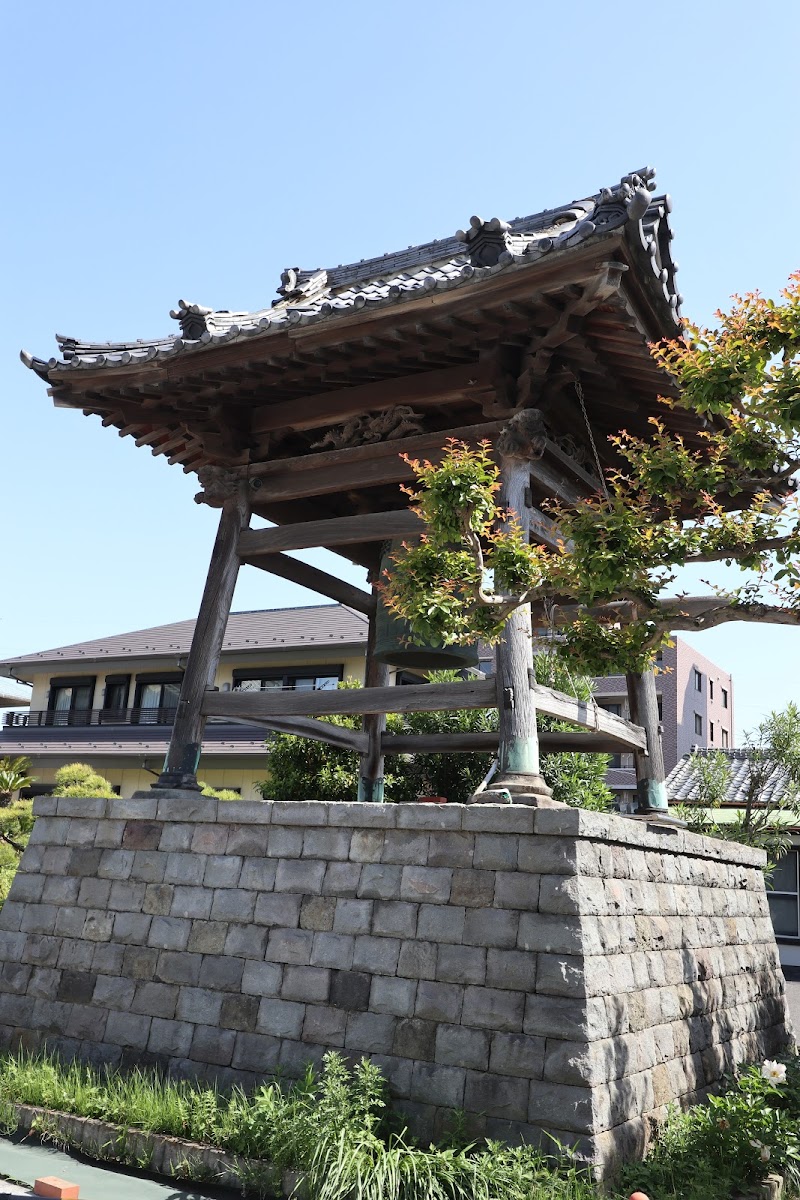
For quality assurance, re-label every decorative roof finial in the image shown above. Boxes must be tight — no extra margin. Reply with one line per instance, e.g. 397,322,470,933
455,216,514,268
169,300,213,341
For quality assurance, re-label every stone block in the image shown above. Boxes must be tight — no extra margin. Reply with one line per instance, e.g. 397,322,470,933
489,1032,545,1079
210,889,256,923
275,859,326,895
105,1011,151,1050
473,834,519,871
254,893,302,928
281,966,331,1004
322,862,362,896
112,912,153,944
129,851,167,883
226,825,270,857
400,867,452,904
462,986,524,1032
428,832,475,868
272,801,330,826
350,830,385,862
10,874,46,903
372,901,418,939
333,899,373,935
358,864,402,900
345,1012,396,1053
310,932,355,970
155,951,203,987
0,962,31,994
68,1003,108,1041
187,921,229,954
486,949,537,992
220,994,260,1032
450,869,496,908
175,987,224,1025
417,904,465,944
0,931,25,962
267,928,314,965
524,994,609,1041
381,831,430,865
140,884,174,916
97,849,135,880
66,818,99,846
256,998,306,1039
517,912,582,954
435,1024,489,1070
224,924,268,959
353,935,401,976
330,970,371,1011
465,1070,529,1122
232,1032,281,1072
21,935,61,966
32,797,58,816
204,855,243,887
21,905,58,936
122,946,159,980
55,908,87,937
241,961,283,998
517,837,578,876
148,916,190,951
300,896,335,931
302,1005,347,1046
370,975,417,1017
527,1081,596,1134
267,827,304,858
239,858,278,891
303,828,352,860
494,872,541,912
94,820,127,849
436,944,486,986
191,826,230,855
56,941,93,972
122,821,162,851
190,1024,236,1066
397,940,437,980
415,981,463,1023
148,1017,194,1057
155,796,218,823
462,807,535,834
66,848,103,877
132,981,179,1019
41,877,81,906
164,853,206,886
82,912,114,942
56,970,97,1005
393,1017,436,1061
41,847,72,875
397,806,462,831
410,1061,465,1107
463,908,519,949
157,823,195,852
198,955,244,991
108,881,148,912
28,817,69,846
92,975,136,1010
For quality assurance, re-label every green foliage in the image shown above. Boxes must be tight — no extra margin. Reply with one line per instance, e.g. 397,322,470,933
0,799,34,908
51,762,116,799
617,1061,800,1200
383,276,800,675
676,704,800,865
0,756,34,807
199,782,241,800
533,652,612,812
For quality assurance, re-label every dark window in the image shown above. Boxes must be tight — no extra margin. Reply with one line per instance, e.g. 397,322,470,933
722,687,729,709
101,675,131,723
133,678,182,724
721,728,729,748
232,666,343,693
709,722,714,743
769,851,799,938
694,669,703,691
709,680,714,701
694,713,703,736
655,650,664,664
657,695,663,721
47,678,95,726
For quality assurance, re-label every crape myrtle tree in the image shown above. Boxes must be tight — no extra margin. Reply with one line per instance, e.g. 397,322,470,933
383,275,800,811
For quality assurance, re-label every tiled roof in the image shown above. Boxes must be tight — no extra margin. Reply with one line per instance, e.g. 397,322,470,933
666,748,795,807
0,604,369,669
0,680,31,708
21,169,680,378
0,724,267,758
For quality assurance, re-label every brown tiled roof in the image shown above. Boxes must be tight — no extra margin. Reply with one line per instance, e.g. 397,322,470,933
1,604,369,669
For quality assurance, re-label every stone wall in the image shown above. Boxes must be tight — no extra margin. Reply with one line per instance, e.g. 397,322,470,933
0,795,791,1172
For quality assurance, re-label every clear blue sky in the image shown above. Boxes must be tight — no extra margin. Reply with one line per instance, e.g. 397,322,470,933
2,0,798,738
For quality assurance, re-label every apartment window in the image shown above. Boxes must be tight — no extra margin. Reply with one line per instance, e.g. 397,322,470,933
694,713,703,736
709,680,714,701
722,687,729,709
768,851,799,938
721,728,729,748
100,675,131,723
655,650,664,664
657,695,663,722
133,672,183,724
47,677,96,726
232,667,343,693
694,669,703,691
709,722,714,743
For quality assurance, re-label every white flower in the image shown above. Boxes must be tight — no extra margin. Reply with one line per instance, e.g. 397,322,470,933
761,1060,787,1084
761,1145,772,1162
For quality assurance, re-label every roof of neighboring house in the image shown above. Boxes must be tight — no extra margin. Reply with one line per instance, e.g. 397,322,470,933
21,168,679,378
0,724,268,759
0,604,369,671
666,748,795,808
0,679,31,709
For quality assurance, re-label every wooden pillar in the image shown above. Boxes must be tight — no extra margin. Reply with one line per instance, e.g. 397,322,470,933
489,456,553,805
153,483,251,791
357,582,390,803
625,668,669,814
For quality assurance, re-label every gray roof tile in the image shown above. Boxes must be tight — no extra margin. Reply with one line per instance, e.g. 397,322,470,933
21,169,680,378
666,748,795,807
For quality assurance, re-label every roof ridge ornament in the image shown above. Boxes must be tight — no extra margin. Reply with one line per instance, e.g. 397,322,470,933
170,300,214,342
276,267,329,303
455,216,514,268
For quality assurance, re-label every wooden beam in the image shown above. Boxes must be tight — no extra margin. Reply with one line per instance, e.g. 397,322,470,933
202,678,498,720
238,510,423,557
528,675,648,752
239,552,375,615
220,712,369,753
380,730,639,753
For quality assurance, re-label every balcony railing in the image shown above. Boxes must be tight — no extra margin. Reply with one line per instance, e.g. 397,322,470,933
4,707,180,729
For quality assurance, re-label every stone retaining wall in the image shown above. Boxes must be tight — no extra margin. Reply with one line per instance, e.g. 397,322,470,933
0,795,791,1172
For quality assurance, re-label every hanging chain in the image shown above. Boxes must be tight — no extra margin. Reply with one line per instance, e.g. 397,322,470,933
574,379,611,506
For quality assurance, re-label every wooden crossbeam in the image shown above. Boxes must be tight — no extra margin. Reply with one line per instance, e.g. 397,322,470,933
219,712,369,754
238,510,423,557
380,730,638,753
202,677,647,751
240,552,375,615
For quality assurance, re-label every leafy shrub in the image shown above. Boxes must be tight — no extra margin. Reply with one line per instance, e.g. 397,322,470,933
51,762,116,798
0,756,34,806
0,799,34,909
199,782,242,801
